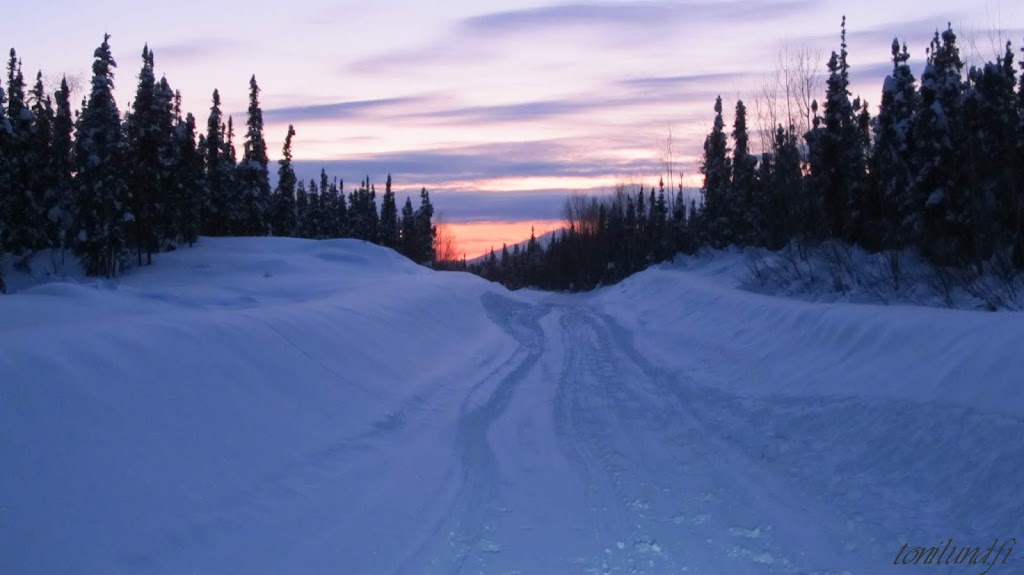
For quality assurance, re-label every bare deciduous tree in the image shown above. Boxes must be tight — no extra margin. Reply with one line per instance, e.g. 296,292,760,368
563,193,602,237
433,213,462,265
754,42,823,155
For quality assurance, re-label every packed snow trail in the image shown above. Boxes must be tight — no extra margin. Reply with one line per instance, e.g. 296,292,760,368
1,238,1022,574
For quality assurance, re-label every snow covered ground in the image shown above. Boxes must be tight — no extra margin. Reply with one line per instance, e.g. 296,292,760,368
1,237,1021,574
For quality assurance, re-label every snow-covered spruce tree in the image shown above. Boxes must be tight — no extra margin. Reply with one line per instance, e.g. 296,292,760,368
74,35,130,278
700,95,731,248
622,193,637,271
414,187,436,265
1016,42,1024,267
237,75,271,236
731,99,757,244
176,111,204,246
220,116,243,232
44,76,76,256
964,41,1018,262
671,188,688,254
28,71,55,255
370,179,382,241
125,46,160,265
319,169,338,237
2,49,41,264
202,89,230,235
820,16,867,243
378,173,399,249
910,25,969,264
348,177,378,242
758,124,803,249
635,188,647,262
803,100,828,240
153,78,181,251
399,195,415,259
335,178,352,236
331,178,346,237
850,96,879,249
0,68,10,288
295,180,309,238
870,39,918,251
650,180,669,261
270,124,297,237
306,178,323,239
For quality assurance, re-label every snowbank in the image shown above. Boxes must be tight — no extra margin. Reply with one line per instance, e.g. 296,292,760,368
0,237,514,574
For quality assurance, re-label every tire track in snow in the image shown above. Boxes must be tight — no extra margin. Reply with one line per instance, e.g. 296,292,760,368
554,303,854,573
553,305,685,574
400,292,551,574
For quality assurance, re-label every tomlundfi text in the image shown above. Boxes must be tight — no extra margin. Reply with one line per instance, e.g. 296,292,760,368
894,538,1015,573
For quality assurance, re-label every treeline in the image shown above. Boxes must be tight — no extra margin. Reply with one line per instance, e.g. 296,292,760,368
469,20,1024,291
0,35,437,290
468,186,694,289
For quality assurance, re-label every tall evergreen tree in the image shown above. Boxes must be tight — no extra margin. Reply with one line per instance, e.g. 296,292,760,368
74,34,130,277
700,95,731,247
1016,41,1024,266
0,72,11,280
650,179,669,260
319,169,338,237
220,115,242,231
731,99,756,243
28,71,55,253
306,178,323,239
295,179,309,238
965,41,1018,261
334,178,348,237
126,45,160,265
2,48,38,261
49,76,75,253
378,173,399,248
819,16,866,242
153,78,180,251
270,124,297,236
771,125,804,248
176,111,204,246
911,25,969,263
871,39,918,250
203,89,230,235
237,75,271,235
413,187,436,265
348,177,378,242
399,196,416,258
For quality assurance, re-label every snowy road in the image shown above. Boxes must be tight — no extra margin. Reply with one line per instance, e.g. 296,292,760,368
320,290,1021,574
2,238,1021,574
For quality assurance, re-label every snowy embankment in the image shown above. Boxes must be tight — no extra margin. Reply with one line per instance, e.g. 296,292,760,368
1,237,1021,575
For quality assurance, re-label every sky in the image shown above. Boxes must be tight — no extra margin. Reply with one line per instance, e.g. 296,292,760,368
2,0,1022,257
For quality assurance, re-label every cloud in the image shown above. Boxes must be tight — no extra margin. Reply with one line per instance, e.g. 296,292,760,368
460,1,812,35
152,38,245,63
431,190,579,222
617,72,750,92
291,139,662,190
349,43,496,74
350,1,811,74
263,96,432,123
400,99,605,124
390,88,717,127
264,80,715,129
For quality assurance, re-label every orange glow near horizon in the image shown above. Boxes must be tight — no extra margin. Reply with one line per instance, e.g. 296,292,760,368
444,220,564,260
